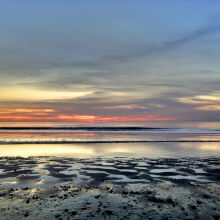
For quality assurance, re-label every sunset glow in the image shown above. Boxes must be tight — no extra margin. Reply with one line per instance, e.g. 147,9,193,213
0,87,92,101
0,1,219,123
0,2,220,220
0,112,175,122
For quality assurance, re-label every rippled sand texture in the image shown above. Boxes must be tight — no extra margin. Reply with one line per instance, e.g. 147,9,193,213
0,157,219,219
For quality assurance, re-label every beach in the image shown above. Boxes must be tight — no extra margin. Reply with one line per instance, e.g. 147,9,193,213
0,126,220,219
0,155,220,219
1,0,220,218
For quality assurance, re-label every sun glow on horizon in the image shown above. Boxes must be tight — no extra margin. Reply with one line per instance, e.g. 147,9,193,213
0,111,175,122
0,87,93,101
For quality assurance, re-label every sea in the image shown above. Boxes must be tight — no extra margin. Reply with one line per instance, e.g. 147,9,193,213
0,121,220,158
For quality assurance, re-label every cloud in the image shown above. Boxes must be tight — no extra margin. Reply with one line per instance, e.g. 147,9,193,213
106,18,220,62
197,105,220,111
0,87,93,101
163,19,220,48
0,90,220,122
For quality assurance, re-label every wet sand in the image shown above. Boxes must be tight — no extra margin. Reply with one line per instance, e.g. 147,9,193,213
0,156,220,219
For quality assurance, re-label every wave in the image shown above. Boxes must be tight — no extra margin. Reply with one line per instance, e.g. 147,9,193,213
1,140,220,144
0,126,164,130
0,126,220,134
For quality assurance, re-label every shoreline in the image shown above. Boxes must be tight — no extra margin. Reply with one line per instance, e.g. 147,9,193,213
1,140,220,145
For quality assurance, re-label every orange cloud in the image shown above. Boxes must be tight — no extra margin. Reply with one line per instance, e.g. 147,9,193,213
58,115,96,120
0,108,57,121
0,112,175,122
57,114,175,122
0,115,53,121
0,107,175,122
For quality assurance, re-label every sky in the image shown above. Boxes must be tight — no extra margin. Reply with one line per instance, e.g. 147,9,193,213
0,0,220,123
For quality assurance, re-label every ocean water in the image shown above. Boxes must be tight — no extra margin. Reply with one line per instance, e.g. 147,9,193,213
0,122,220,158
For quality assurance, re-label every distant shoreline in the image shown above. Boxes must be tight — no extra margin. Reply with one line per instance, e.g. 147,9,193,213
1,140,220,145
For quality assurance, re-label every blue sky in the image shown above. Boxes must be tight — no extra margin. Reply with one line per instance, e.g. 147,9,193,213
0,0,220,122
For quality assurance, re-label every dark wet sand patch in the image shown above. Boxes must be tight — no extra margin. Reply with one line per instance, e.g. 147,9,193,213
0,156,220,219
0,156,220,187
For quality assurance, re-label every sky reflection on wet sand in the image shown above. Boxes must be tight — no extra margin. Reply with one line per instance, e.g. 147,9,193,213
0,142,219,158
